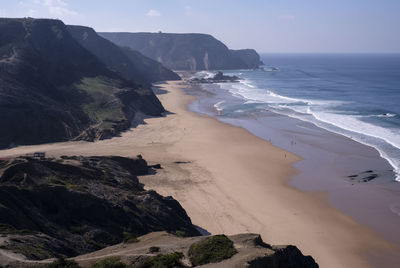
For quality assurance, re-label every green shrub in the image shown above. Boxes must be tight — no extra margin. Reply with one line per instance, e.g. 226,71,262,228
69,226,85,234
188,235,237,266
0,223,34,235
0,244,52,260
122,232,139,243
174,230,185,237
148,246,160,253
42,258,81,268
141,252,184,268
91,256,126,268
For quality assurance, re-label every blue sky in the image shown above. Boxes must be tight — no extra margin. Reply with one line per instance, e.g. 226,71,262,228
1,0,400,53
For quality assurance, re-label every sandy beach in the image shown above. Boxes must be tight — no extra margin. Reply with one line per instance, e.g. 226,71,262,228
0,81,397,267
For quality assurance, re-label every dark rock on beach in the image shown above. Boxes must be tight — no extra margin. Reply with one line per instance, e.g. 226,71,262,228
347,170,379,183
190,71,240,84
360,174,378,182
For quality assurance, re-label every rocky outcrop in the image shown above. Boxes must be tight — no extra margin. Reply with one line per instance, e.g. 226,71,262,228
99,32,262,71
67,25,180,86
5,232,318,267
0,156,200,261
0,156,318,267
191,71,240,83
0,18,165,149
230,49,264,69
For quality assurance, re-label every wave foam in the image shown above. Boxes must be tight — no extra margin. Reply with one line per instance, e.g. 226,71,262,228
220,78,400,181
213,101,225,112
377,113,397,118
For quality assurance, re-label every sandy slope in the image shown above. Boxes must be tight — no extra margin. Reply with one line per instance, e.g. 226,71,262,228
0,81,397,267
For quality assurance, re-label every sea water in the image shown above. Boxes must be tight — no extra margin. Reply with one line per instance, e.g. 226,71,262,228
191,53,400,181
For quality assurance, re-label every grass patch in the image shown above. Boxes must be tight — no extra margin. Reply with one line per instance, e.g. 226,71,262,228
122,232,139,244
0,224,35,235
36,258,81,268
69,226,85,235
140,252,184,268
91,256,126,268
48,176,84,191
148,246,160,253
84,238,103,249
174,230,185,238
0,244,53,260
188,235,237,266
0,160,9,169
77,77,126,128
48,175,67,185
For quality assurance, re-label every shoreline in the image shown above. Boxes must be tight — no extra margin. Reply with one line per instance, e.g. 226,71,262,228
184,76,400,248
0,81,398,267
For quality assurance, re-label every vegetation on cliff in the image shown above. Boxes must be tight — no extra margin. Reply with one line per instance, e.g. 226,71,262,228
0,18,164,149
188,235,237,266
67,25,180,87
0,155,199,259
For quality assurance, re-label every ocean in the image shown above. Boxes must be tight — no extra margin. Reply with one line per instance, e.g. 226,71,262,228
190,53,400,182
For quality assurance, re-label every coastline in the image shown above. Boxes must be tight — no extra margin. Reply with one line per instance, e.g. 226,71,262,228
183,74,400,250
0,81,397,267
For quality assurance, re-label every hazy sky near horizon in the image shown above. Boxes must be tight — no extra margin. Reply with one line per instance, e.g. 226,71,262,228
1,0,400,53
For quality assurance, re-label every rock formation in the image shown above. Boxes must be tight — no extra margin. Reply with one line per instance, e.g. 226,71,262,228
99,32,263,71
2,232,318,267
0,155,199,261
190,71,240,83
0,18,165,149
67,25,180,87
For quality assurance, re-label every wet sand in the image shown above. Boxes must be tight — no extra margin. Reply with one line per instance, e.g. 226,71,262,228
0,81,397,267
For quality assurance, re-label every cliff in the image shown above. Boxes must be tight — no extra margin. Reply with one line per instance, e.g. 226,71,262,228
0,155,318,267
1,231,318,267
0,18,165,149
0,155,200,261
230,49,264,69
73,232,318,267
67,25,180,86
99,32,262,71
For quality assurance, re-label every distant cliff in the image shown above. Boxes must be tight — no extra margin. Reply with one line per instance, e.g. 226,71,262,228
99,32,263,71
67,25,180,86
230,49,264,69
0,18,165,149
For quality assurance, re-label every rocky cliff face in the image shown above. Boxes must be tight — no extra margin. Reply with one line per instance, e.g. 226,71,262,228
230,49,264,69
99,32,262,71
67,25,180,86
0,155,200,260
1,232,318,267
0,18,165,149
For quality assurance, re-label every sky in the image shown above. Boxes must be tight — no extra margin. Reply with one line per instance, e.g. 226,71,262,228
1,0,400,53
